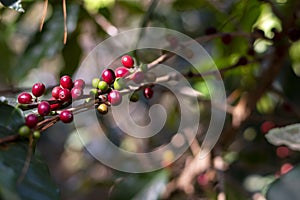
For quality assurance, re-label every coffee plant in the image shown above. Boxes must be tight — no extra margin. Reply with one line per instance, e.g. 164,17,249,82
1,0,300,200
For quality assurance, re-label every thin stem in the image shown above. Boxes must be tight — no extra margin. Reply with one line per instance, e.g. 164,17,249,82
62,0,67,44
39,0,48,31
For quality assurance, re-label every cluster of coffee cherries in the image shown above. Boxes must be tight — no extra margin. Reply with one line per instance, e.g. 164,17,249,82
17,75,86,138
90,55,155,115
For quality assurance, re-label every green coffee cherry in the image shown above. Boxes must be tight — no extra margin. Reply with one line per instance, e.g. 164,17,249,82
97,103,108,114
98,81,109,92
33,131,41,139
18,125,31,137
92,78,100,88
129,91,139,102
113,78,126,90
89,88,98,97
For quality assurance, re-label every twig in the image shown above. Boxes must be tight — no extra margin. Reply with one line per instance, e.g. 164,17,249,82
39,0,48,31
62,0,67,44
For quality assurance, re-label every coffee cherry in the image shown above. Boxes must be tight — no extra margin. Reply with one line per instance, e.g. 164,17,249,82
97,103,108,114
121,55,134,68
25,114,39,128
71,87,83,99
92,78,100,88
260,121,276,134
236,56,248,66
38,101,51,116
113,78,126,90
115,67,130,78
89,89,98,97
102,69,115,85
59,88,71,102
32,82,45,97
143,87,154,99
33,131,41,139
98,81,109,92
52,86,61,99
18,92,33,104
205,27,217,35
73,79,85,89
49,97,61,110
60,75,73,89
59,110,73,123
18,125,30,137
108,90,122,106
129,92,139,102
221,33,232,45
131,71,144,84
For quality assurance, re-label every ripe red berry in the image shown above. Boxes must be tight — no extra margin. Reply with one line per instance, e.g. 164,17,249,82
25,114,39,128
38,101,51,116
59,88,71,102
49,97,61,110
260,121,276,134
73,79,85,89
18,92,33,104
52,86,61,99
131,71,144,84
115,67,130,78
59,110,73,123
101,69,115,85
71,87,83,99
32,82,45,97
221,33,232,45
121,55,134,68
143,87,154,99
60,75,73,89
108,90,122,106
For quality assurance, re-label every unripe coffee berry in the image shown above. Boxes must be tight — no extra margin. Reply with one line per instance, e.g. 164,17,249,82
113,78,126,90
129,92,139,102
89,89,98,97
25,114,39,128
59,110,73,123
102,69,115,85
32,82,45,97
92,78,100,88
115,67,130,78
52,86,61,99
18,125,30,137
33,131,41,139
18,92,33,104
73,79,85,89
60,75,73,89
143,87,154,99
71,87,83,99
121,55,134,68
108,90,122,106
131,71,144,84
38,101,51,116
59,88,71,102
98,81,109,92
97,103,108,114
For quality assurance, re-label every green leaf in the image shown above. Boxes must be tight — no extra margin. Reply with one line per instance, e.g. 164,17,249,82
110,170,169,200
0,103,59,200
265,123,300,151
266,164,300,200
11,3,80,82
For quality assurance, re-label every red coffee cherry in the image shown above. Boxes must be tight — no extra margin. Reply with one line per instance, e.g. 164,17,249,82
25,114,39,128
59,110,73,123
143,87,154,99
73,79,85,89
59,88,71,102
101,69,116,85
38,101,51,116
221,33,232,45
32,82,45,97
60,75,73,89
18,92,33,104
108,90,122,106
52,86,61,99
49,97,61,110
71,87,83,99
115,67,130,78
121,55,134,68
131,71,144,84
